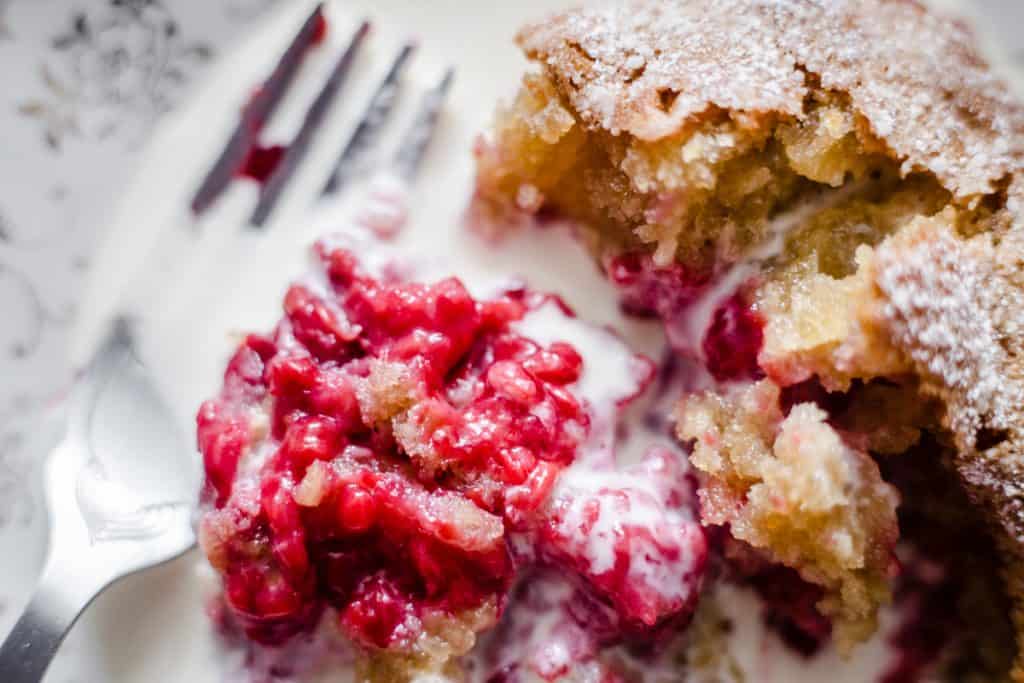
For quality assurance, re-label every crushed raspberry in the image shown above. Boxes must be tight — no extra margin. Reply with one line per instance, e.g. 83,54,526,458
310,10,328,44
747,565,832,656
701,292,765,382
880,557,957,683
534,449,708,635
238,144,286,184
724,541,832,656
605,252,709,319
197,245,616,652
477,491,708,683
199,246,709,663
341,574,420,649
606,253,764,382
196,401,248,506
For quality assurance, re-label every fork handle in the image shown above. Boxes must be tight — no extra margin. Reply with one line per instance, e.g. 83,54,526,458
0,598,69,682
0,555,103,681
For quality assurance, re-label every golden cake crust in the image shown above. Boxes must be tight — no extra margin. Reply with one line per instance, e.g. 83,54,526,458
512,0,1024,676
517,0,1024,199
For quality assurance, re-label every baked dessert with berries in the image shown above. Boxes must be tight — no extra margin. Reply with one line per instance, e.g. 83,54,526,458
474,0,1024,678
196,238,708,680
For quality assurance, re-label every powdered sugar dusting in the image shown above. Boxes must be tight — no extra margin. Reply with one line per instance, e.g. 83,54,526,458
522,0,805,138
872,218,1024,554
873,221,1023,450
518,0,1024,198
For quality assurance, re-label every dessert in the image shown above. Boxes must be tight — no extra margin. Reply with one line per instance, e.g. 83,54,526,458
196,0,1024,680
473,0,1024,678
196,239,706,679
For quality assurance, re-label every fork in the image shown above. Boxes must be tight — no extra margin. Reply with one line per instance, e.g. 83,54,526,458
0,4,453,680
0,319,195,683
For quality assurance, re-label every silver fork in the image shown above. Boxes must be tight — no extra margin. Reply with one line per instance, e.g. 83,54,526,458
0,319,194,682
0,7,453,681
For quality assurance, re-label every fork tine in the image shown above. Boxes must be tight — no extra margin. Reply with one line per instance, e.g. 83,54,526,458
321,42,417,196
191,3,327,216
391,67,455,183
250,20,371,228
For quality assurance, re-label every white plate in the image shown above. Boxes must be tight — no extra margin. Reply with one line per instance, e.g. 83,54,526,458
4,0,1022,680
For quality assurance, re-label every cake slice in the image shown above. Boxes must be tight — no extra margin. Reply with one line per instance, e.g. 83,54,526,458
474,0,1024,672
